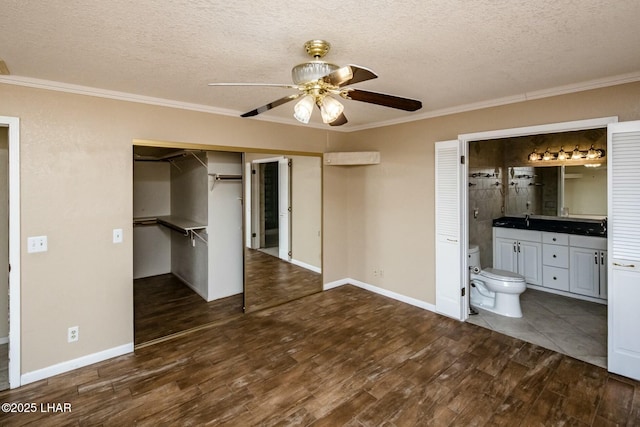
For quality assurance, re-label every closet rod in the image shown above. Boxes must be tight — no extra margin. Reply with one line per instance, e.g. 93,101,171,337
210,174,242,181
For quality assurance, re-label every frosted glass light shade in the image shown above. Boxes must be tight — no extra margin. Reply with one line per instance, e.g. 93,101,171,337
291,61,339,84
571,146,582,160
293,95,315,123
319,95,344,124
557,147,567,161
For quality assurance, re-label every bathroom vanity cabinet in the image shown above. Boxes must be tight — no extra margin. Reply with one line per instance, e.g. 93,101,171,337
493,222,607,302
493,228,542,285
569,235,607,299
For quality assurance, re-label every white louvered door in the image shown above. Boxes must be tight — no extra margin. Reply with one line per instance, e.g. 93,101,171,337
608,121,640,381
435,140,464,319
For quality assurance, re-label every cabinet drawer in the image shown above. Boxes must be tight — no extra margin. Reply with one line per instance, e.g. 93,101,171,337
543,266,569,291
494,227,542,242
543,244,569,268
543,232,569,245
569,235,607,250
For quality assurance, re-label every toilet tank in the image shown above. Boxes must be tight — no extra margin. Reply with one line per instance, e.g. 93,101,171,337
469,244,481,269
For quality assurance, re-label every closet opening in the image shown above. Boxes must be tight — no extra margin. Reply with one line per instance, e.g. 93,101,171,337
132,145,244,347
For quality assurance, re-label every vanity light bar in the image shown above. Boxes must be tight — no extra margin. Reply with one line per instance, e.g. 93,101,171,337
528,145,605,162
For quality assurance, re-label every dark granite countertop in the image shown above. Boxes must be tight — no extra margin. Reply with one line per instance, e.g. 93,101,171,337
492,216,607,237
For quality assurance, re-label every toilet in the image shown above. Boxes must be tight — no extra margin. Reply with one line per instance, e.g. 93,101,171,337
468,245,526,318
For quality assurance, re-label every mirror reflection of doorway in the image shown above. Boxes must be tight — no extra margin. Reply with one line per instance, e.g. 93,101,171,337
250,157,291,262
243,153,322,313
260,161,280,257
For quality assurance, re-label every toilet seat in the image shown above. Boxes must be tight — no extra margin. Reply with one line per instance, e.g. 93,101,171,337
478,268,525,283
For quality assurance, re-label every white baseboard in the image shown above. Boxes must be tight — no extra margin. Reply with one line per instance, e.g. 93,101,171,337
324,278,436,313
0,336,8,345
290,258,321,274
323,278,351,290
21,342,133,386
173,272,207,300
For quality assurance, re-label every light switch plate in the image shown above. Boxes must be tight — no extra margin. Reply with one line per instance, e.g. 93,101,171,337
113,228,123,244
27,236,48,253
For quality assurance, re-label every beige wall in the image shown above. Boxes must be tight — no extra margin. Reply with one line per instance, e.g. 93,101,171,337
343,82,640,304
4,79,640,377
0,83,347,374
290,155,322,269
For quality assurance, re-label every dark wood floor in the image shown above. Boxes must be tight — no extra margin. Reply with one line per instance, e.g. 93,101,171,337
2,285,639,426
134,248,322,345
134,274,243,345
244,248,322,313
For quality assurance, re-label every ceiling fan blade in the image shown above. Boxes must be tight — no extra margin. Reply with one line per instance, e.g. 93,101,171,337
240,93,302,117
343,89,422,111
329,113,348,126
322,65,377,87
208,82,299,89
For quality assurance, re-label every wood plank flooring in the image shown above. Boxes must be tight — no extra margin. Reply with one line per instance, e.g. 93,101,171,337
244,248,322,313
2,285,639,426
134,274,243,345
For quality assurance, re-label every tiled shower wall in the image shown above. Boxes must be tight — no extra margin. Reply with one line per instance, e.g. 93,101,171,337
468,166,503,268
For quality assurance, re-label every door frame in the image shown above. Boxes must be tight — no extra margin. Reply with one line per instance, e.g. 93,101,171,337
0,116,21,388
457,116,617,319
246,156,291,261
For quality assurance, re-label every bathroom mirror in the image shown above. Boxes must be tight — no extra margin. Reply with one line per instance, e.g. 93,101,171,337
504,164,607,219
243,152,322,312
467,127,607,220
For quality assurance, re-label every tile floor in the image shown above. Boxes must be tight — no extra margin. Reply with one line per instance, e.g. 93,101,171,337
467,288,607,368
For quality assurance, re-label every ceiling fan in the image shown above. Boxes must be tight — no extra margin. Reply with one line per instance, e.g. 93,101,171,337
208,40,422,126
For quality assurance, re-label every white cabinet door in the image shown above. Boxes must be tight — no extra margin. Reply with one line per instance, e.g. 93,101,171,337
494,235,540,284
569,247,600,297
608,120,640,381
494,237,517,273
518,240,542,285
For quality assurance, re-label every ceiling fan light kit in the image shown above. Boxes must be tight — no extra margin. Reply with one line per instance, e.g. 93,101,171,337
318,95,345,124
209,40,422,126
293,94,314,123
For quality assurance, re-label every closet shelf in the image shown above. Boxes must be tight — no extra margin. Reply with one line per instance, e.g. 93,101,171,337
133,215,208,245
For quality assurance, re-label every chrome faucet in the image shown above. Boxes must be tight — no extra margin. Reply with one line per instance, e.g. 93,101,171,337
601,217,607,233
525,214,530,228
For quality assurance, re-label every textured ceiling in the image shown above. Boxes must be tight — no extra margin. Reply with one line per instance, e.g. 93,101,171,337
2,1,640,131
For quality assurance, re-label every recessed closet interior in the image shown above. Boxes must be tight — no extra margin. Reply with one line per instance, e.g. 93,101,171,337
132,146,244,344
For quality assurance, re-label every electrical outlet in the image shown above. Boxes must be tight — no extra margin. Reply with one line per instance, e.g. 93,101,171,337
379,269,384,278
68,326,79,343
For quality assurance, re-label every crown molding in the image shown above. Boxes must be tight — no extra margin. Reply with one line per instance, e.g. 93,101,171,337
2,71,640,133
345,71,640,132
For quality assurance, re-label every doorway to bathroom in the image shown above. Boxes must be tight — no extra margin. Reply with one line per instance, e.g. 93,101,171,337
459,117,614,368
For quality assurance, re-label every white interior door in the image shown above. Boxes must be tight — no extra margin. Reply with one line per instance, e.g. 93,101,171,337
607,121,640,381
278,158,291,261
435,140,464,320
